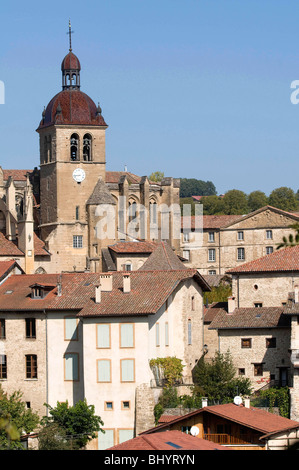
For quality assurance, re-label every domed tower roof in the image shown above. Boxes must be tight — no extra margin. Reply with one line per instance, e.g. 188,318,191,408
37,21,107,130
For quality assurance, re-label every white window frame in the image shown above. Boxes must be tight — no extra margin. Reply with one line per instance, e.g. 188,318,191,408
237,247,245,260
73,235,83,248
208,248,216,262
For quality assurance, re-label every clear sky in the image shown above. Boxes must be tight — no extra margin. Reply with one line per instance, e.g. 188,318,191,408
0,0,299,196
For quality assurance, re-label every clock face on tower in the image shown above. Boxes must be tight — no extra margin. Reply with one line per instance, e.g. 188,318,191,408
72,168,86,183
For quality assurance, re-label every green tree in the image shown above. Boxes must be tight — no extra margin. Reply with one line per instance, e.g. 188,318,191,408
277,223,299,249
38,422,73,450
268,187,298,212
0,386,40,449
200,195,225,215
180,178,217,198
40,399,104,450
149,171,164,182
222,190,249,215
192,351,252,402
247,190,268,212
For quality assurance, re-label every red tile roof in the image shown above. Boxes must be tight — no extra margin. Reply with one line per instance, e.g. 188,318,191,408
0,232,24,256
108,430,226,450
0,269,209,315
108,241,157,253
0,260,24,280
209,307,289,330
2,170,33,181
227,245,299,274
141,403,299,439
181,214,240,230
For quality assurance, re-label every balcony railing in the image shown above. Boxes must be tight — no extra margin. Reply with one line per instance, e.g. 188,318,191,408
204,433,260,446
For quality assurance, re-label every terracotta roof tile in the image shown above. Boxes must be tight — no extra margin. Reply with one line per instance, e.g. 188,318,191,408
0,269,209,314
0,232,24,256
208,307,289,329
3,170,33,181
108,430,226,450
181,214,240,230
227,245,299,274
141,403,299,438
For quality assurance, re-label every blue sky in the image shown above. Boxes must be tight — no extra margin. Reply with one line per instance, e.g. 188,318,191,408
0,0,299,196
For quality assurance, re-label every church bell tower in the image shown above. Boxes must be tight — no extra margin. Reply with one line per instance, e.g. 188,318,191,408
36,22,108,273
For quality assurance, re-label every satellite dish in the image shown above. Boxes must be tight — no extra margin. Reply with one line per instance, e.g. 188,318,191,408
234,396,242,406
190,426,199,436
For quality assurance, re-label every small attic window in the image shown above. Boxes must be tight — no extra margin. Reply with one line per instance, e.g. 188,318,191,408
30,283,55,299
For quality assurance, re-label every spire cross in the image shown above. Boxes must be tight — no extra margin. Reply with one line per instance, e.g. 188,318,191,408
67,20,74,51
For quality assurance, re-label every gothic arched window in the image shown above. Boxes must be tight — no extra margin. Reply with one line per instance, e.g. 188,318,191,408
83,133,92,161
70,133,79,161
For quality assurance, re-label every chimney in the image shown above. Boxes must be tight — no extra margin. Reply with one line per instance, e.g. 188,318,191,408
57,274,62,297
99,274,113,292
95,284,101,304
123,273,131,293
228,296,235,314
202,397,208,408
244,397,250,408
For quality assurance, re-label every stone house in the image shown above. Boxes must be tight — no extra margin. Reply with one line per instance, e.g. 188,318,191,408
204,245,299,395
181,206,299,275
0,267,210,449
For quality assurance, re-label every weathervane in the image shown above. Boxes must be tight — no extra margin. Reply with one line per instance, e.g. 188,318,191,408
67,19,74,52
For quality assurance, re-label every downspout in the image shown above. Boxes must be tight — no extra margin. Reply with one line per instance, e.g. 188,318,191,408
43,309,49,416
218,230,221,275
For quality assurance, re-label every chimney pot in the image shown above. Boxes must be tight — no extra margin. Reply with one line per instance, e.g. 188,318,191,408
228,296,235,314
95,284,101,303
123,273,131,293
99,274,113,292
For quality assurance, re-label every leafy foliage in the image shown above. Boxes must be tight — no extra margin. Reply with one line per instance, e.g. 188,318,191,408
0,386,39,449
203,284,232,305
150,357,184,388
277,223,299,249
192,351,252,402
268,187,298,212
257,387,290,418
40,399,104,450
180,178,217,198
149,171,164,182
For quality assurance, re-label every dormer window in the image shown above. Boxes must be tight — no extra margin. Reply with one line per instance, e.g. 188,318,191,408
30,283,55,299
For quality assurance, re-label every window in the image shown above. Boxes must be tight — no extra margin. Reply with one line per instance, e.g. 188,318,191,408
97,360,111,383
183,232,189,242
237,231,244,240
165,322,169,346
266,230,273,239
118,429,134,444
121,401,130,410
121,359,135,382
26,354,37,379
120,324,134,348
105,402,113,411
208,270,216,275
237,247,245,260
183,250,190,261
241,338,251,348
64,353,79,381
208,249,215,262
156,324,160,347
266,246,273,255
124,263,132,272
239,368,245,376
128,201,137,222
75,206,79,220
83,134,92,161
266,338,276,348
254,363,263,376
0,319,5,339
70,133,79,161
25,318,36,339
181,426,192,434
98,429,115,450
254,303,263,308
188,320,192,345
73,235,83,248
97,324,110,349
64,317,78,341
0,355,7,379
149,201,157,225
191,296,195,311
208,232,215,242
